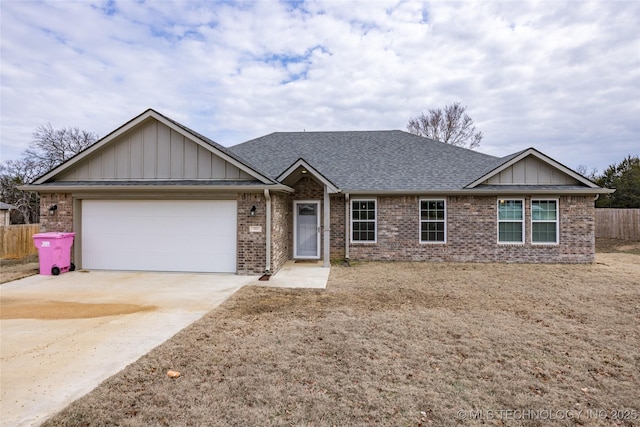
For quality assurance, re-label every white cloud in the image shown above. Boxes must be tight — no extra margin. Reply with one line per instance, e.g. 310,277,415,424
1,0,638,173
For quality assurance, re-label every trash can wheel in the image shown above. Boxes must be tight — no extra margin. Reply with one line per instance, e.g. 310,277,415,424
70,263,76,271
51,266,61,276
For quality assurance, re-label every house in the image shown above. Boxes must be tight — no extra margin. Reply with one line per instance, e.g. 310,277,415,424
1,202,16,225
22,109,613,275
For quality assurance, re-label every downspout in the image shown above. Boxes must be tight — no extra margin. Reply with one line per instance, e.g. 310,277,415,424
264,189,271,275
344,193,350,264
594,194,599,201
323,187,330,268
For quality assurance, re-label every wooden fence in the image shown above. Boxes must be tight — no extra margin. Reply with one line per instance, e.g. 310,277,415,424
0,224,40,259
595,209,640,241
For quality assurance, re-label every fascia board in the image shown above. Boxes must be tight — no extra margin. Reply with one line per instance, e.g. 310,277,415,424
19,183,294,193
341,188,615,196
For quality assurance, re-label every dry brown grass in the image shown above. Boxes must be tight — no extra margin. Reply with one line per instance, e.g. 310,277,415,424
0,254,39,284
42,248,640,426
596,238,640,255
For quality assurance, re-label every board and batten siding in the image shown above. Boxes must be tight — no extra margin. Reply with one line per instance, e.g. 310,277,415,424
484,156,579,185
57,119,252,181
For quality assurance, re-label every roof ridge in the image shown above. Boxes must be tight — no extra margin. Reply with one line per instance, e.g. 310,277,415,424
229,129,502,191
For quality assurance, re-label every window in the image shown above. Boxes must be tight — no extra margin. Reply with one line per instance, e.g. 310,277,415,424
497,199,524,243
532,200,558,244
351,199,376,242
420,199,446,243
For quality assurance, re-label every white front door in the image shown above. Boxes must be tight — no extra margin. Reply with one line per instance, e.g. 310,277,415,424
294,201,320,259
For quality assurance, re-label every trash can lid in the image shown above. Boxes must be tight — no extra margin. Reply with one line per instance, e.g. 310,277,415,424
33,232,76,238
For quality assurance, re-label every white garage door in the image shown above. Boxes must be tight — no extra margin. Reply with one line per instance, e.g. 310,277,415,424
82,200,237,273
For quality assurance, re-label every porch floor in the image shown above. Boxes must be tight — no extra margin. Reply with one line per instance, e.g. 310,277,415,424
254,260,329,289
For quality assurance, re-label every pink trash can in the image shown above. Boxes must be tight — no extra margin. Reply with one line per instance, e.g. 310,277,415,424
32,232,76,276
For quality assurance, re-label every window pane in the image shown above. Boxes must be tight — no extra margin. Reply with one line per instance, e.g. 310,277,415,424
498,200,523,220
420,200,446,242
499,222,523,242
533,222,557,242
421,199,445,221
352,200,376,242
532,200,557,221
421,221,445,242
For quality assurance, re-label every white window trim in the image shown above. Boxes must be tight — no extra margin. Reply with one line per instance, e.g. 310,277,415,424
497,198,525,244
419,198,447,244
531,198,559,245
350,198,377,244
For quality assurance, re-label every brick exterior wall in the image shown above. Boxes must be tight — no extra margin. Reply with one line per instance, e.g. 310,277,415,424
38,193,75,263
237,192,267,275
348,195,595,263
270,192,291,273
329,194,345,260
37,190,594,276
39,193,73,232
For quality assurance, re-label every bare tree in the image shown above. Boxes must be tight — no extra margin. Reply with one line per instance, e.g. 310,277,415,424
575,164,599,181
0,124,98,223
407,102,483,149
0,158,41,223
25,124,98,172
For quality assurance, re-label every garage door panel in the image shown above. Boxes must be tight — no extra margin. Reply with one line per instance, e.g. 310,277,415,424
82,200,237,273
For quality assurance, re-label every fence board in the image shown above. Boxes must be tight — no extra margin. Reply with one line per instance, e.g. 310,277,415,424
595,209,640,241
0,224,40,259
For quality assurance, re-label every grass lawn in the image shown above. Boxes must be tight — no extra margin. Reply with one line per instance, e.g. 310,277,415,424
43,246,639,426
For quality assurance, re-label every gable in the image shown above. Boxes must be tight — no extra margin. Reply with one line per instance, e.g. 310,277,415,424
482,155,580,185
53,117,253,182
277,159,340,194
465,148,603,191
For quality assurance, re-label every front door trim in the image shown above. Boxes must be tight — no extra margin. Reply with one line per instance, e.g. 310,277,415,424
293,200,321,259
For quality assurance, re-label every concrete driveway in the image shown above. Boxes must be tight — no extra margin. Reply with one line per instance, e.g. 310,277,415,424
0,270,255,427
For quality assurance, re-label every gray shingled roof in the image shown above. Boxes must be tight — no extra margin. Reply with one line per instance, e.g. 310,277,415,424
229,131,500,192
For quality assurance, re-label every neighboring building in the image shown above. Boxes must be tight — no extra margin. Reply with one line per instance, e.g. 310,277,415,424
0,202,16,226
21,109,613,275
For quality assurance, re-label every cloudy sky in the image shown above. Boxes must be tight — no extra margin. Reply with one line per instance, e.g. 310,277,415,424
1,0,638,174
